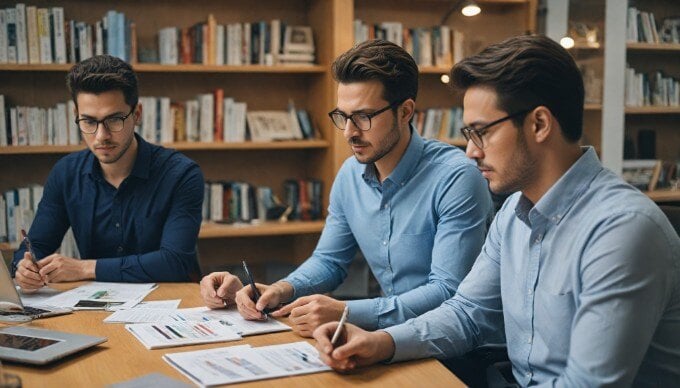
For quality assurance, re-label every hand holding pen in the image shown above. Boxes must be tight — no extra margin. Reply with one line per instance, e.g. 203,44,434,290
21,229,47,287
241,260,274,318
331,305,350,345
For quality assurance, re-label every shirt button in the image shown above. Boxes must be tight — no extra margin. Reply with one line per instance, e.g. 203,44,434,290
117,246,124,253
527,337,532,344
527,289,533,295
382,240,387,246
115,222,120,228
383,203,389,209
526,372,531,377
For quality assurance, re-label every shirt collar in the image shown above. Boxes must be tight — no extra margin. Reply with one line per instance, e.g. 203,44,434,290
516,146,602,225
83,132,151,180
362,126,424,186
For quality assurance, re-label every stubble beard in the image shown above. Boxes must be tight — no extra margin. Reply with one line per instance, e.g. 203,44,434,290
350,119,401,165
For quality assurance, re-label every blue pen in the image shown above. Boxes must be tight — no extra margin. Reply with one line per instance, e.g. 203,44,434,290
242,260,273,315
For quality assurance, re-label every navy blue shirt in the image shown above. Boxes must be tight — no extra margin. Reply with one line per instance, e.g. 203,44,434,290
12,134,204,282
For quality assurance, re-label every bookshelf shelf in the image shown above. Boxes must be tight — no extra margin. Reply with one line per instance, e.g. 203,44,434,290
626,42,680,52
624,106,680,114
0,64,327,74
199,220,325,238
644,189,680,203
0,140,330,154
584,104,602,111
0,145,86,154
419,66,453,74
0,243,11,251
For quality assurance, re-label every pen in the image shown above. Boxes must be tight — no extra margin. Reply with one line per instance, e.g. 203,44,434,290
21,228,46,285
242,260,273,315
331,305,349,345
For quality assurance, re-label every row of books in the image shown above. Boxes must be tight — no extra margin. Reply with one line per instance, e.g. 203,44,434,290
0,93,317,147
353,20,463,67
621,160,679,192
0,95,80,146
1,185,78,258
413,107,465,141
203,179,322,224
624,67,680,107
0,4,132,64
138,93,315,144
627,7,680,44
159,15,315,66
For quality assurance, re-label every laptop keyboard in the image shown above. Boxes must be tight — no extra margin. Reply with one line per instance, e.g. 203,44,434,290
0,306,50,316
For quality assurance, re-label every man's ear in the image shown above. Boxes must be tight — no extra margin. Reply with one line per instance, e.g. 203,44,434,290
133,104,142,126
400,98,416,123
530,106,553,144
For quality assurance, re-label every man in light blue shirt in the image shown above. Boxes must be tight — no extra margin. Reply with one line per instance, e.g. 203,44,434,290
201,40,492,337
313,35,680,387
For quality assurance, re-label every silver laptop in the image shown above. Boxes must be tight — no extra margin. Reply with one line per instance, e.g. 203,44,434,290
0,326,107,365
0,252,72,323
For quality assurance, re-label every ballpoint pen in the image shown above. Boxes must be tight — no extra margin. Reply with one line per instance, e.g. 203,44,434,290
331,305,350,345
242,260,273,315
21,228,46,286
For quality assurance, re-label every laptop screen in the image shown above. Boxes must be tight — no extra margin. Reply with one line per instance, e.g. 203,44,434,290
0,252,25,310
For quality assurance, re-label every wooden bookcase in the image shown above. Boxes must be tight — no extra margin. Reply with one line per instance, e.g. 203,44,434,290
0,0,538,271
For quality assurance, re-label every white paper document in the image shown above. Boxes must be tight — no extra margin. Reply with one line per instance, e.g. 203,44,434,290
164,341,331,386
37,282,157,310
105,306,290,336
126,320,242,349
17,286,63,307
132,299,181,309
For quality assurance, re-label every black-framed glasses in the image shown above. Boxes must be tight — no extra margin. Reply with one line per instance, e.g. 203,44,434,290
328,100,404,131
75,106,136,134
460,107,534,149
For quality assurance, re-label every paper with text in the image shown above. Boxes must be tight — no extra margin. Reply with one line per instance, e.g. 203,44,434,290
38,282,157,309
126,320,242,349
105,306,290,336
164,341,330,386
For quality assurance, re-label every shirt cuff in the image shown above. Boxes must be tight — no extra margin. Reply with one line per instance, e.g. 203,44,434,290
383,323,423,363
94,258,121,282
345,299,379,331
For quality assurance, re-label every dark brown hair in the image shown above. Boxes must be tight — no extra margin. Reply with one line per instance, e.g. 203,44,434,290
332,39,418,106
67,55,139,109
451,34,584,142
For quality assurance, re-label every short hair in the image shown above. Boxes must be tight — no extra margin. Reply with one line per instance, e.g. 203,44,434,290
331,39,418,106
67,55,139,109
451,34,584,142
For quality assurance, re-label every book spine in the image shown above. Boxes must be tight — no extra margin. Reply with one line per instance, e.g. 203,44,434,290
26,5,39,63
15,3,28,64
37,8,52,64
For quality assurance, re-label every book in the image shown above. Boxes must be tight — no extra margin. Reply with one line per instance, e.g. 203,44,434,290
15,3,28,64
622,159,663,191
25,5,38,63
36,7,51,64
0,10,7,63
51,7,66,63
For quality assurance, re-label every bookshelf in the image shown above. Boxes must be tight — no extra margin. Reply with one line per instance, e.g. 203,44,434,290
1,0,538,272
566,0,680,203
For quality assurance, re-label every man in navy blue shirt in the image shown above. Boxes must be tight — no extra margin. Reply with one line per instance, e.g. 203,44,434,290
13,55,204,289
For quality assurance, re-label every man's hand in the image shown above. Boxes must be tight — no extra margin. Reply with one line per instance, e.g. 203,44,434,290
14,252,46,291
313,322,396,372
271,294,346,337
38,254,95,283
234,281,293,320
200,272,244,309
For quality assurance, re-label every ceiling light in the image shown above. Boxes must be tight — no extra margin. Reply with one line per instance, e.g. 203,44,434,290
461,1,481,17
560,36,575,49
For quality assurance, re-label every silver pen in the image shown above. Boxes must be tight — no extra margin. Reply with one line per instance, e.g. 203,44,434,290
331,305,349,345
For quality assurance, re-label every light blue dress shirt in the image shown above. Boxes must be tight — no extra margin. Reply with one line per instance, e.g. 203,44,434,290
283,130,493,330
385,147,680,387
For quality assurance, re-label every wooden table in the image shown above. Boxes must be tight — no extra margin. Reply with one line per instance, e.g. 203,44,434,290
3,283,464,387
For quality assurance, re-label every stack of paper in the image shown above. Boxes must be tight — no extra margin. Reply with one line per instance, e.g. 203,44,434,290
105,306,290,336
164,341,330,386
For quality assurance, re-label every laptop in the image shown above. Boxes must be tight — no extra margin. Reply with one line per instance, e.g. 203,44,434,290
0,252,72,323
0,326,107,365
